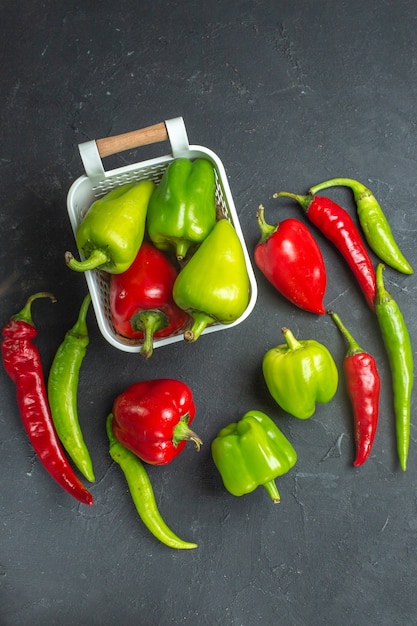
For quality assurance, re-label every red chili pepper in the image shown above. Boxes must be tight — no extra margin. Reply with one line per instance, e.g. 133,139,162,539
2,293,93,505
109,378,202,465
275,192,377,311
109,242,189,358
254,204,327,314
329,310,380,466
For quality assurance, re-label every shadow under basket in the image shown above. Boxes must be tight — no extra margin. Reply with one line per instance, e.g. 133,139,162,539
66,116,258,353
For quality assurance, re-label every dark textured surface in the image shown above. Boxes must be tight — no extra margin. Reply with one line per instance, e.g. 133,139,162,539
2,1,417,624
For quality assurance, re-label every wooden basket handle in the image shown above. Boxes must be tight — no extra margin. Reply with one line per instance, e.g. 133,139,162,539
95,122,169,158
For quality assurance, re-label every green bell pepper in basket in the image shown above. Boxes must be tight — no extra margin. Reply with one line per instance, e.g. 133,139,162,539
211,410,297,503
146,158,217,261
263,327,338,419
66,180,155,274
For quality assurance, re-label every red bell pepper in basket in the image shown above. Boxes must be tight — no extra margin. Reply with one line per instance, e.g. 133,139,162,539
109,379,203,465
109,242,189,358
254,204,327,314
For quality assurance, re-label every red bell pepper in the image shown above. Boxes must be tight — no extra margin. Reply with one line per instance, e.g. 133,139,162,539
254,205,327,314
109,378,203,465
109,242,189,358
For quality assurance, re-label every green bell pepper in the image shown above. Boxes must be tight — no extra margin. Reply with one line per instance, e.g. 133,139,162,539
66,180,155,274
172,218,250,342
263,327,338,419
146,158,217,260
211,410,297,503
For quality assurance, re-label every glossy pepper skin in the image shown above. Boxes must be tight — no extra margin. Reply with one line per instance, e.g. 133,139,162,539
109,242,189,359
110,379,203,465
146,158,217,261
263,327,338,419
275,192,377,311
65,180,155,273
329,310,380,466
2,293,93,505
375,264,413,471
48,293,94,482
309,178,413,275
106,414,197,549
254,204,326,314
211,410,297,503
173,219,250,342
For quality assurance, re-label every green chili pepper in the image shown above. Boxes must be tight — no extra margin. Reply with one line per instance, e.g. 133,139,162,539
375,263,413,471
211,410,297,503
66,180,155,273
262,327,338,419
309,177,413,275
48,293,94,482
106,414,197,550
146,158,217,261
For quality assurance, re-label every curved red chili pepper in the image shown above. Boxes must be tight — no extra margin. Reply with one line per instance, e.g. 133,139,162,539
2,293,93,505
329,310,380,466
275,192,377,311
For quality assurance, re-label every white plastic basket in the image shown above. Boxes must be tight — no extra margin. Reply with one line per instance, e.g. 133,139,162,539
67,117,258,352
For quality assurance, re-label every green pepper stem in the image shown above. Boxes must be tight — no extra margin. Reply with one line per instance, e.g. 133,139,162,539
13,292,56,324
281,327,302,351
130,310,169,360
375,263,392,305
65,249,109,272
184,311,215,343
263,479,280,503
309,177,365,197
273,191,312,212
172,414,203,451
256,204,277,243
328,309,364,356
70,293,91,338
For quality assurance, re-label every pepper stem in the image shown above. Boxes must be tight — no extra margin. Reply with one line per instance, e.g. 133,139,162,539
256,204,277,243
184,311,215,343
172,414,203,451
375,263,392,305
273,191,312,212
328,310,364,356
308,177,365,198
70,293,91,338
281,327,302,351
65,249,109,272
12,292,56,324
263,479,280,503
130,310,169,359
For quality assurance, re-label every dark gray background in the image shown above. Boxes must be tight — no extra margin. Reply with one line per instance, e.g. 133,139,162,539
2,1,417,624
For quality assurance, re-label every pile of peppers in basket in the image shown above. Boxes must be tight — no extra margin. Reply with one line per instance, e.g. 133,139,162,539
66,157,251,356
2,161,415,552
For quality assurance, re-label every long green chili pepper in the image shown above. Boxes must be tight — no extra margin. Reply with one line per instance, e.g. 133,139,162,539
375,264,413,470
309,177,413,275
48,293,94,482
106,414,198,550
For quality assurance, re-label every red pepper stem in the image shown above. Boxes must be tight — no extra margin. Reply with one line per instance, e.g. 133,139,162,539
263,479,280,503
12,292,56,324
281,327,302,351
328,310,364,356
172,414,203,451
130,310,169,359
273,191,312,212
65,249,109,272
256,204,277,243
